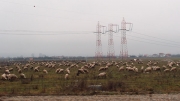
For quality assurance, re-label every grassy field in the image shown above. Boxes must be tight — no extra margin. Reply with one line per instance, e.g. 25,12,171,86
0,57,180,95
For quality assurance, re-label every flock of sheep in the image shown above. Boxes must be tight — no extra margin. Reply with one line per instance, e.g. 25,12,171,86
0,58,180,82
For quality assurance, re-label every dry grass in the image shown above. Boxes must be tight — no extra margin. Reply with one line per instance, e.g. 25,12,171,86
1,94,180,101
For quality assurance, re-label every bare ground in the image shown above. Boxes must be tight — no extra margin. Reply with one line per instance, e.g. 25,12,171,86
0,94,180,101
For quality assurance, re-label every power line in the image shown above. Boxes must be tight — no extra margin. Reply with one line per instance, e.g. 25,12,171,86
126,33,180,46
1,29,180,48
0,30,92,33
0,33,92,35
114,35,180,48
0,30,93,35
132,31,180,44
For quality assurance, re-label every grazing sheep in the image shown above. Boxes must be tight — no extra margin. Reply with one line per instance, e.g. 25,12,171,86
89,63,95,68
66,68,70,74
144,67,152,73
23,66,28,70
83,69,89,73
18,69,22,74
133,66,138,72
76,69,85,76
43,69,48,74
170,67,177,71
81,66,85,69
65,74,69,80
118,66,125,71
58,69,64,73
126,67,134,72
153,66,161,71
98,66,108,71
56,68,64,74
7,74,18,81
162,65,167,69
56,68,61,73
155,66,161,71
51,64,56,68
1,73,7,80
133,59,137,62
116,65,119,68
20,73,26,79
5,70,10,74
167,62,176,67
15,65,21,70
164,68,170,72
153,62,159,66
34,66,39,72
98,72,106,78
141,66,144,72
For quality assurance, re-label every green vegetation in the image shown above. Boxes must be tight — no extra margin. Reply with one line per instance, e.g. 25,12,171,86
0,58,180,96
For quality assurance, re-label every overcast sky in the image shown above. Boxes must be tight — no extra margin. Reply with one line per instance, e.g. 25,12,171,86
0,0,180,57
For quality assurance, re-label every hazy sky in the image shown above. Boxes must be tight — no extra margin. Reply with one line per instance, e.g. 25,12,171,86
0,0,180,57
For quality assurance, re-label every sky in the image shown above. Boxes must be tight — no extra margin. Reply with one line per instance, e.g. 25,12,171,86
0,0,180,57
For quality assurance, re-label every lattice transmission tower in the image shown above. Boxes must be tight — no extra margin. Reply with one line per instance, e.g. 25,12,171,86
120,18,133,59
107,24,118,59
95,22,106,60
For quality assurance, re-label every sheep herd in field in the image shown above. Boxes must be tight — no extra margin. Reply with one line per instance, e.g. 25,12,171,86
0,58,180,81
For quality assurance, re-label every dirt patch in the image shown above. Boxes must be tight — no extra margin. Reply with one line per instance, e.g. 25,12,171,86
0,94,180,101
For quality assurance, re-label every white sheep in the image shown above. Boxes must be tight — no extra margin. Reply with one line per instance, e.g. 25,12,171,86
65,74,69,80
55,68,61,73
170,67,177,71
98,66,108,71
126,67,134,72
164,68,170,72
43,69,48,74
118,66,125,71
83,69,89,73
58,69,64,73
20,73,26,79
144,67,152,73
5,69,10,74
76,69,85,76
141,66,144,72
1,73,7,80
98,72,106,78
18,69,22,74
34,66,39,72
133,66,138,72
66,68,70,74
15,65,21,70
153,66,161,71
162,65,167,69
116,65,119,68
7,74,18,80
23,66,28,70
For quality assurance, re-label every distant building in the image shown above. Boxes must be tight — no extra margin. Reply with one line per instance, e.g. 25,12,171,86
159,53,165,57
165,53,171,57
